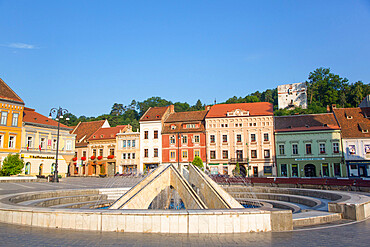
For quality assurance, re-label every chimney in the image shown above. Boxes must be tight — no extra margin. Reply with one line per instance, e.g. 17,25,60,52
169,105,175,113
332,104,337,109
326,105,330,112
205,105,211,111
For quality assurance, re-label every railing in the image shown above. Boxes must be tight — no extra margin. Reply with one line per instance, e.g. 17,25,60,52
229,158,248,163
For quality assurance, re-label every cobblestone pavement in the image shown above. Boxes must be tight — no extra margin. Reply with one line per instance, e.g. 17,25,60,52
0,178,369,246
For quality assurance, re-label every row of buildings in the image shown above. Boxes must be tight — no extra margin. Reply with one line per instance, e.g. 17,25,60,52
1,78,369,178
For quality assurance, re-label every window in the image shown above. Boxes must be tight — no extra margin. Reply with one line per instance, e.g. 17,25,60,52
193,135,200,143
154,148,158,157
99,149,103,156
236,134,242,143
52,139,57,150
27,136,33,149
0,135,3,148
144,149,148,158
8,136,15,148
110,149,114,156
182,150,188,159
320,143,326,154
132,140,136,147
144,131,148,139
93,149,97,156
123,140,126,148
154,130,158,139
83,151,86,157
264,150,270,158
210,150,216,159
127,140,131,147
40,137,46,149
194,150,200,157
170,151,176,159
251,134,256,142
264,133,269,142
322,163,329,176
333,143,339,153
222,135,227,143
132,153,135,159
186,124,196,128
306,144,312,154
280,164,287,177
1,111,8,125
279,145,285,155
334,163,341,177
182,135,187,144
222,150,228,159
127,153,131,159
292,144,298,155
292,164,298,177
123,153,126,159
170,136,176,144
225,124,228,127
210,135,215,143
12,113,19,127
251,150,257,158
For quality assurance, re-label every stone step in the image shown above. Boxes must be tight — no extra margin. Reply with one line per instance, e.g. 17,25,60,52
293,210,342,227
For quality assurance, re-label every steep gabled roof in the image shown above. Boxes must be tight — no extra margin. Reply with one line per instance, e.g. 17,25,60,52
140,106,171,122
0,78,24,104
162,110,208,134
23,107,71,129
71,120,107,147
88,125,130,141
275,113,340,133
333,107,370,138
206,102,273,118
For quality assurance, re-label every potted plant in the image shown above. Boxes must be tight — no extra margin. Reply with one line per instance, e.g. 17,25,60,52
72,157,77,161
91,155,96,160
97,156,103,160
81,156,86,161
107,155,114,159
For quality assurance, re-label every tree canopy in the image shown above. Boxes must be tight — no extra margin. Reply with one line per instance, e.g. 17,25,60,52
60,67,368,128
0,154,25,176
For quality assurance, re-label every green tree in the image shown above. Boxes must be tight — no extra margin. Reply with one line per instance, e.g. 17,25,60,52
192,156,204,171
233,162,241,177
137,97,172,116
174,102,190,112
0,154,25,176
191,99,204,111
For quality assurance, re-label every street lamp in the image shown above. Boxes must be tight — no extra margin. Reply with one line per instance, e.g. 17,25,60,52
49,107,69,182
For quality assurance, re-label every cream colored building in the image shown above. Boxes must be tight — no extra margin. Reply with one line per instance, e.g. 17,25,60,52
21,107,75,177
116,129,140,174
205,102,275,177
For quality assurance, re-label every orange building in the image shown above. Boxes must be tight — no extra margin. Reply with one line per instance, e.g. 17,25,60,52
162,110,208,167
0,78,24,167
87,125,130,176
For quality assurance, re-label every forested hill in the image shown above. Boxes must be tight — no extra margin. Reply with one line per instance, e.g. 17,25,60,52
60,67,369,130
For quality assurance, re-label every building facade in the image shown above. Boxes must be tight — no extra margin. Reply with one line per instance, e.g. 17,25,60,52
21,107,75,177
116,129,140,174
277,82,307,109
0,78,24,168
139,106,174,173
87,125,129,176
70,120,109,176
162,110,208,168
275,113,345,177
205,102,275,177
333,107,370,177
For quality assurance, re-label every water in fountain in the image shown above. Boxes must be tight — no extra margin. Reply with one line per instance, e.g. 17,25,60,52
149,186,185,210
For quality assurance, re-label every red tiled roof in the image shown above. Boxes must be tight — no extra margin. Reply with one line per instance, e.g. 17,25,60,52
88,125,129,141
71,120,106,147
23,107,71,129
165,110,208,123
275,113,340,132
140,106,171,121
0,78,24,104
206,102,273,118
333,107,370,138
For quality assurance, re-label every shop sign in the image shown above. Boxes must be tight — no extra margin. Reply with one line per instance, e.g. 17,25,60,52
295,158,325,161
28,155,54,159
263,166,272,176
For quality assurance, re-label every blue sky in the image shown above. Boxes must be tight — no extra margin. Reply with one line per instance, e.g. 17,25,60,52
1,0,369,117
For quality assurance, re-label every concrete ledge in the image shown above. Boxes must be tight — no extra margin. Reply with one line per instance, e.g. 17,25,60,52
0,177,39,183
293,211,342,227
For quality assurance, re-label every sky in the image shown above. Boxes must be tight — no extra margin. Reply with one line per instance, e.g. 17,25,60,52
1,0,370,117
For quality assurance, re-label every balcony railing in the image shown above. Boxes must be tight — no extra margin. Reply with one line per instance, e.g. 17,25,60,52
229,158,248,163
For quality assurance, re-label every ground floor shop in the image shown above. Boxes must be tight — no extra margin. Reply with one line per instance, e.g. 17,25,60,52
276,157,346,177
86,161,116,176
20,153,69,177
347,160,370,177
206,162,274,177
118,163,138,174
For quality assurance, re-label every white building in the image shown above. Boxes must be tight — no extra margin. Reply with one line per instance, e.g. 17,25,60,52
278,82,307,109
139,105,174,173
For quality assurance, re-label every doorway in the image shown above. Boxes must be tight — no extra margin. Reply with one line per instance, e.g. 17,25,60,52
25,162,30,175
304,164,316,177
253,167,258,177
39,164,43,176
236,150,243,161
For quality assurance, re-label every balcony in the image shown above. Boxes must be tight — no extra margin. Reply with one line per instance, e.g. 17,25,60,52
229,158,248,164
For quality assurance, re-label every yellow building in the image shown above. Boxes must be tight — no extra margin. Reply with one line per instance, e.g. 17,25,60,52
116,128,140,174
0,78,24,168
20,107,75,177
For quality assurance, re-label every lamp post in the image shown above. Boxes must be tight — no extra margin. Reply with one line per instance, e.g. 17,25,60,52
49,107,69,182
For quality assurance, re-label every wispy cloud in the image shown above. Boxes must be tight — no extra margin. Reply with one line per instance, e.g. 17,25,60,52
1,43,37,49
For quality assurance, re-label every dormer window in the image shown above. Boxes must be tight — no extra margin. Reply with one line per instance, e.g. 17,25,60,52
323,124,328,127
171,125,176,130
185,124,196,129
100,134,103,138
359,123,368,133
156,115,160,118
93,135,96,138
345,113,353,119
146,116,149,119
